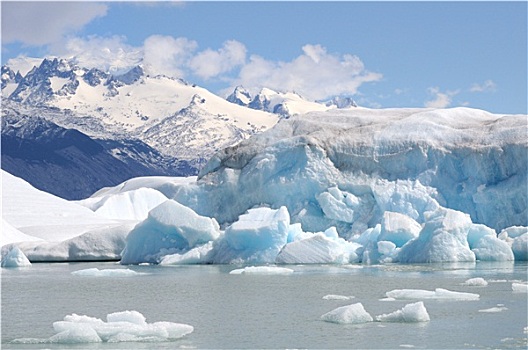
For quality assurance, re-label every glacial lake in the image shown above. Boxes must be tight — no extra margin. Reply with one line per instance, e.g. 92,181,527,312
2,262,527,349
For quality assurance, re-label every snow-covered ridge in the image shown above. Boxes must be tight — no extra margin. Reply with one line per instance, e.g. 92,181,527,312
2,57,279,160
226,86,357,117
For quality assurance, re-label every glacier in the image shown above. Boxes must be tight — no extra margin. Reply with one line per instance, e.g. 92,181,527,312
2,106,527,266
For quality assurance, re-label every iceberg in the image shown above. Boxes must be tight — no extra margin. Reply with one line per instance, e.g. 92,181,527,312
9,223,134,262
321,303,373,324
479,305,508,313
461,277,488,286
398,208,475,263
375,302,430,322
386,288,480,300
323,294,354,300
276,232,360,264
71,268,140,277
498,226,528,261
120,200,220,264
1,246,31,267
512,283,528,293
13,311,193,344
207,207,290,264
229,266,294,275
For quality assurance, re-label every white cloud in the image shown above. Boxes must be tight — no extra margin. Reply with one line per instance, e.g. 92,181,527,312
230,44,382,100
189,40,247,80
470,80,497,93
1,2,108,46
8,28,381,101
425,87,460,108
143,35,197,77
61,36,142,74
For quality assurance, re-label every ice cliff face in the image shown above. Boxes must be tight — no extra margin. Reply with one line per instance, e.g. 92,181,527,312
173,107,526,233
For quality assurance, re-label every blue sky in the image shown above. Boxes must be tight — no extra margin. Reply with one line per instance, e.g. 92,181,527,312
2,1,527,113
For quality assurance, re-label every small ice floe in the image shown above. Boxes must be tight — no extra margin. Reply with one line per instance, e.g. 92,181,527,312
1,246,31,267
321,303,373,324
375,301,430,323
386,288,479,300
11,310,193,344
71,268,141,277
512,283,528,293
400,345,416,348
322,294,355,300
478,304,508,313
229,266,294,275
461,277,488,287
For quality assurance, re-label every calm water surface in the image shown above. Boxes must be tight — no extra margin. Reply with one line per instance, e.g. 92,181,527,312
2,262,527,349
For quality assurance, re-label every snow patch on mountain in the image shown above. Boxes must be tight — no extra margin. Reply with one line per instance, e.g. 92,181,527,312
226,86,357,117
2,58,279,162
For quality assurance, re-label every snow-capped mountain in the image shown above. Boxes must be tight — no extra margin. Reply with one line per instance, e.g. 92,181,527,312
2,57,279,160
1,112,194,199
1,57,282,198
226,86,357,117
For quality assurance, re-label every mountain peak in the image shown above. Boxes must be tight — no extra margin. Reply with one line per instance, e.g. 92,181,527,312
226,86,252,106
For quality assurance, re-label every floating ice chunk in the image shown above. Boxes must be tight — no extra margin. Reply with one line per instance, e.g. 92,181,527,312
225,207,289,251
14,222,134,262
159,242,214,265
479,306,508,313
467,224,496,248
512,283,528,293
209,207,290,264
120,200,220,264
398,208,475,263
71,268,140,277
229,266,294,275
386,288,479,300
375,301,430,322
379,211,421,247
275,232,360,264
511,233,527,261
471,235,515,261
461,277,488,286
1,246,31,267
323,294,354,300
321,303,373,324
467,223,514,261
17,310,194,344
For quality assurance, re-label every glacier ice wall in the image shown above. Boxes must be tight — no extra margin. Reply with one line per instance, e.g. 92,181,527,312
172,107,527,233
